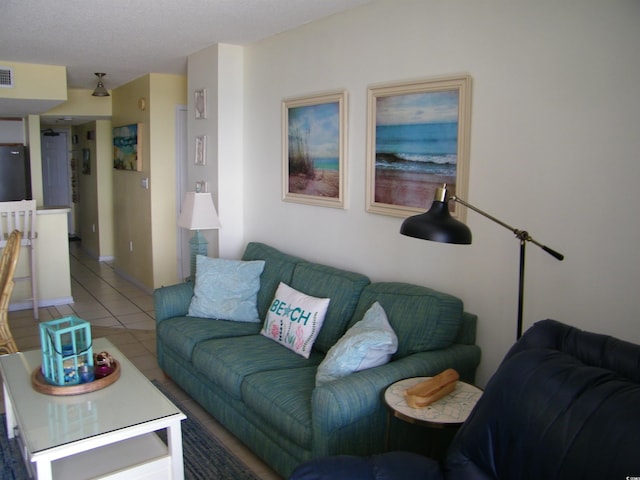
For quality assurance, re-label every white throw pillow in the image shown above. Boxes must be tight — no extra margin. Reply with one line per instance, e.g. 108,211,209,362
261,282,330,358
315,301,398,386
188,255,265,322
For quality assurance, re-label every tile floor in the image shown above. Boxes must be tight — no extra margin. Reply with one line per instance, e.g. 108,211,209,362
5,242,281,480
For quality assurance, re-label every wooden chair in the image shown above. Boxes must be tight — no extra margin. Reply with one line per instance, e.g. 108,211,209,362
0,230,23,354
0,200,38,320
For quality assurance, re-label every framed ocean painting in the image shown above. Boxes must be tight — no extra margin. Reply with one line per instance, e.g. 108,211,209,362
282,90,347,209
113,123,142,171
366,74,472,219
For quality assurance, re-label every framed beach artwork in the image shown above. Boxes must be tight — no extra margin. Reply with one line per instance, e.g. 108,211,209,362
113,123,142,171
282,90,347,209
366,74,472,219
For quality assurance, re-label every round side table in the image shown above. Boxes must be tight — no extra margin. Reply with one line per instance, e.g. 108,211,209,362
383,376,482,459
384,376,483,428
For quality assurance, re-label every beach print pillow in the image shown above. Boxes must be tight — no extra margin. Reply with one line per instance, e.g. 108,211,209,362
261,282,330,358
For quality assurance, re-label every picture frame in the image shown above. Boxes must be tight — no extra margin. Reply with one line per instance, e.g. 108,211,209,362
282,90,347,209
195,180,208,193
366,74,472,219
82,148,90,175
113,123,142,171
194,89,207,119
195,135,206,165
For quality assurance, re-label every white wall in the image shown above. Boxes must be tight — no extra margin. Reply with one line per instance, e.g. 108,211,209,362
188,44,245,261
188,46,221,258
242,0,640,385
216,45,245,260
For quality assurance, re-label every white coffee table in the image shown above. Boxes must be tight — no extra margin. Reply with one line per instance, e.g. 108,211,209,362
0,337,186,480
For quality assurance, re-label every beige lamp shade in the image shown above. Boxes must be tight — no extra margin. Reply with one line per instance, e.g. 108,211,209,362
178,192,221,230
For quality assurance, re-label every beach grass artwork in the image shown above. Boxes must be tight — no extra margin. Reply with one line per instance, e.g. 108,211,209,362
366,74,471,219
113,123,142,171
282,90,347,208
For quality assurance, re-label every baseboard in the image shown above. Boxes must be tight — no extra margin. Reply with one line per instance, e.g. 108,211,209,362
112,267,154,295
9,296,75,312
78,244,114,264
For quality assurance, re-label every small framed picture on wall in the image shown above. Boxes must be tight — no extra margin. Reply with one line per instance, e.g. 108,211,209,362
82,148,90,175
194,89,207,119
195,135,206,165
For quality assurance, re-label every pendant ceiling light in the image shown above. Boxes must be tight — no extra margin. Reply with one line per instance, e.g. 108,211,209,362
92,73,110,97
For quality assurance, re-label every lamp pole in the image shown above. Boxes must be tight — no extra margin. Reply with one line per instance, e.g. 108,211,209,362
450,194,564,338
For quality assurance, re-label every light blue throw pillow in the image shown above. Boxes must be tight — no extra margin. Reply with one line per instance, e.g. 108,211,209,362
188,255,265,322
315,301,398,386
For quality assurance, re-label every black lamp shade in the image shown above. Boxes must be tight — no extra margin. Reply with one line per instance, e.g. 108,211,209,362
400,200,472,244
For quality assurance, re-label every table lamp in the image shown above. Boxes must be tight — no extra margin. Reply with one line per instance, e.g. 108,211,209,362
400,184,564,339
178,192,221,281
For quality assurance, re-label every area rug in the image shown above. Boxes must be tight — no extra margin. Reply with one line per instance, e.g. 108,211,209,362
0,383,261,480
0,417,24,480
153,380,262,480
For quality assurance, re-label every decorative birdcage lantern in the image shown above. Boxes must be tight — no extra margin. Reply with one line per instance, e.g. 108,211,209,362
39,317,93,386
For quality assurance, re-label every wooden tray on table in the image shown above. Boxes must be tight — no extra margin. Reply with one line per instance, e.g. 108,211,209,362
31,360,120,396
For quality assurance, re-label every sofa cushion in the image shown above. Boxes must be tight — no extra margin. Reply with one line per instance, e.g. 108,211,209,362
242,366,317,448
157,317,262,360
290,262,370,353
261,282,330,358
188,256,265,322
315,301,398,386
242,242,305,320
192,335,324,400
350,283,463,357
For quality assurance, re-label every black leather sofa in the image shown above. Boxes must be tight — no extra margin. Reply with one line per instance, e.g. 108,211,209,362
290,319,640,479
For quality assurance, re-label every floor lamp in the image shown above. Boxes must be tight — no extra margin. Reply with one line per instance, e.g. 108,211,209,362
400,184,564,339
178,192,221,281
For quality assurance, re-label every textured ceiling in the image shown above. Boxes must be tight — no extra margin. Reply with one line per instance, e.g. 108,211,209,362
0,0,374,92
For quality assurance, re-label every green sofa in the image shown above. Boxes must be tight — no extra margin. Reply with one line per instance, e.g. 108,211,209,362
154,242,481,478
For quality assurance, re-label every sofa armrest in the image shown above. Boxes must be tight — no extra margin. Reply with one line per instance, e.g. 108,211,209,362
153,282,194,322
455,312,477,345
312,344,481,437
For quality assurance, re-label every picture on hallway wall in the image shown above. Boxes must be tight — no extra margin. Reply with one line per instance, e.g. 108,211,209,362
366,74,472,220
82,148,90,175
113,123,142,171
282,90,347,209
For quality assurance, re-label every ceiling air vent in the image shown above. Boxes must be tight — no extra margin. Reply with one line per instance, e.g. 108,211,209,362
0,67,14,87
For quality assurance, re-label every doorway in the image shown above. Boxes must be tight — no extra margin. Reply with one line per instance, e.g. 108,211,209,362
41,129,73,233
